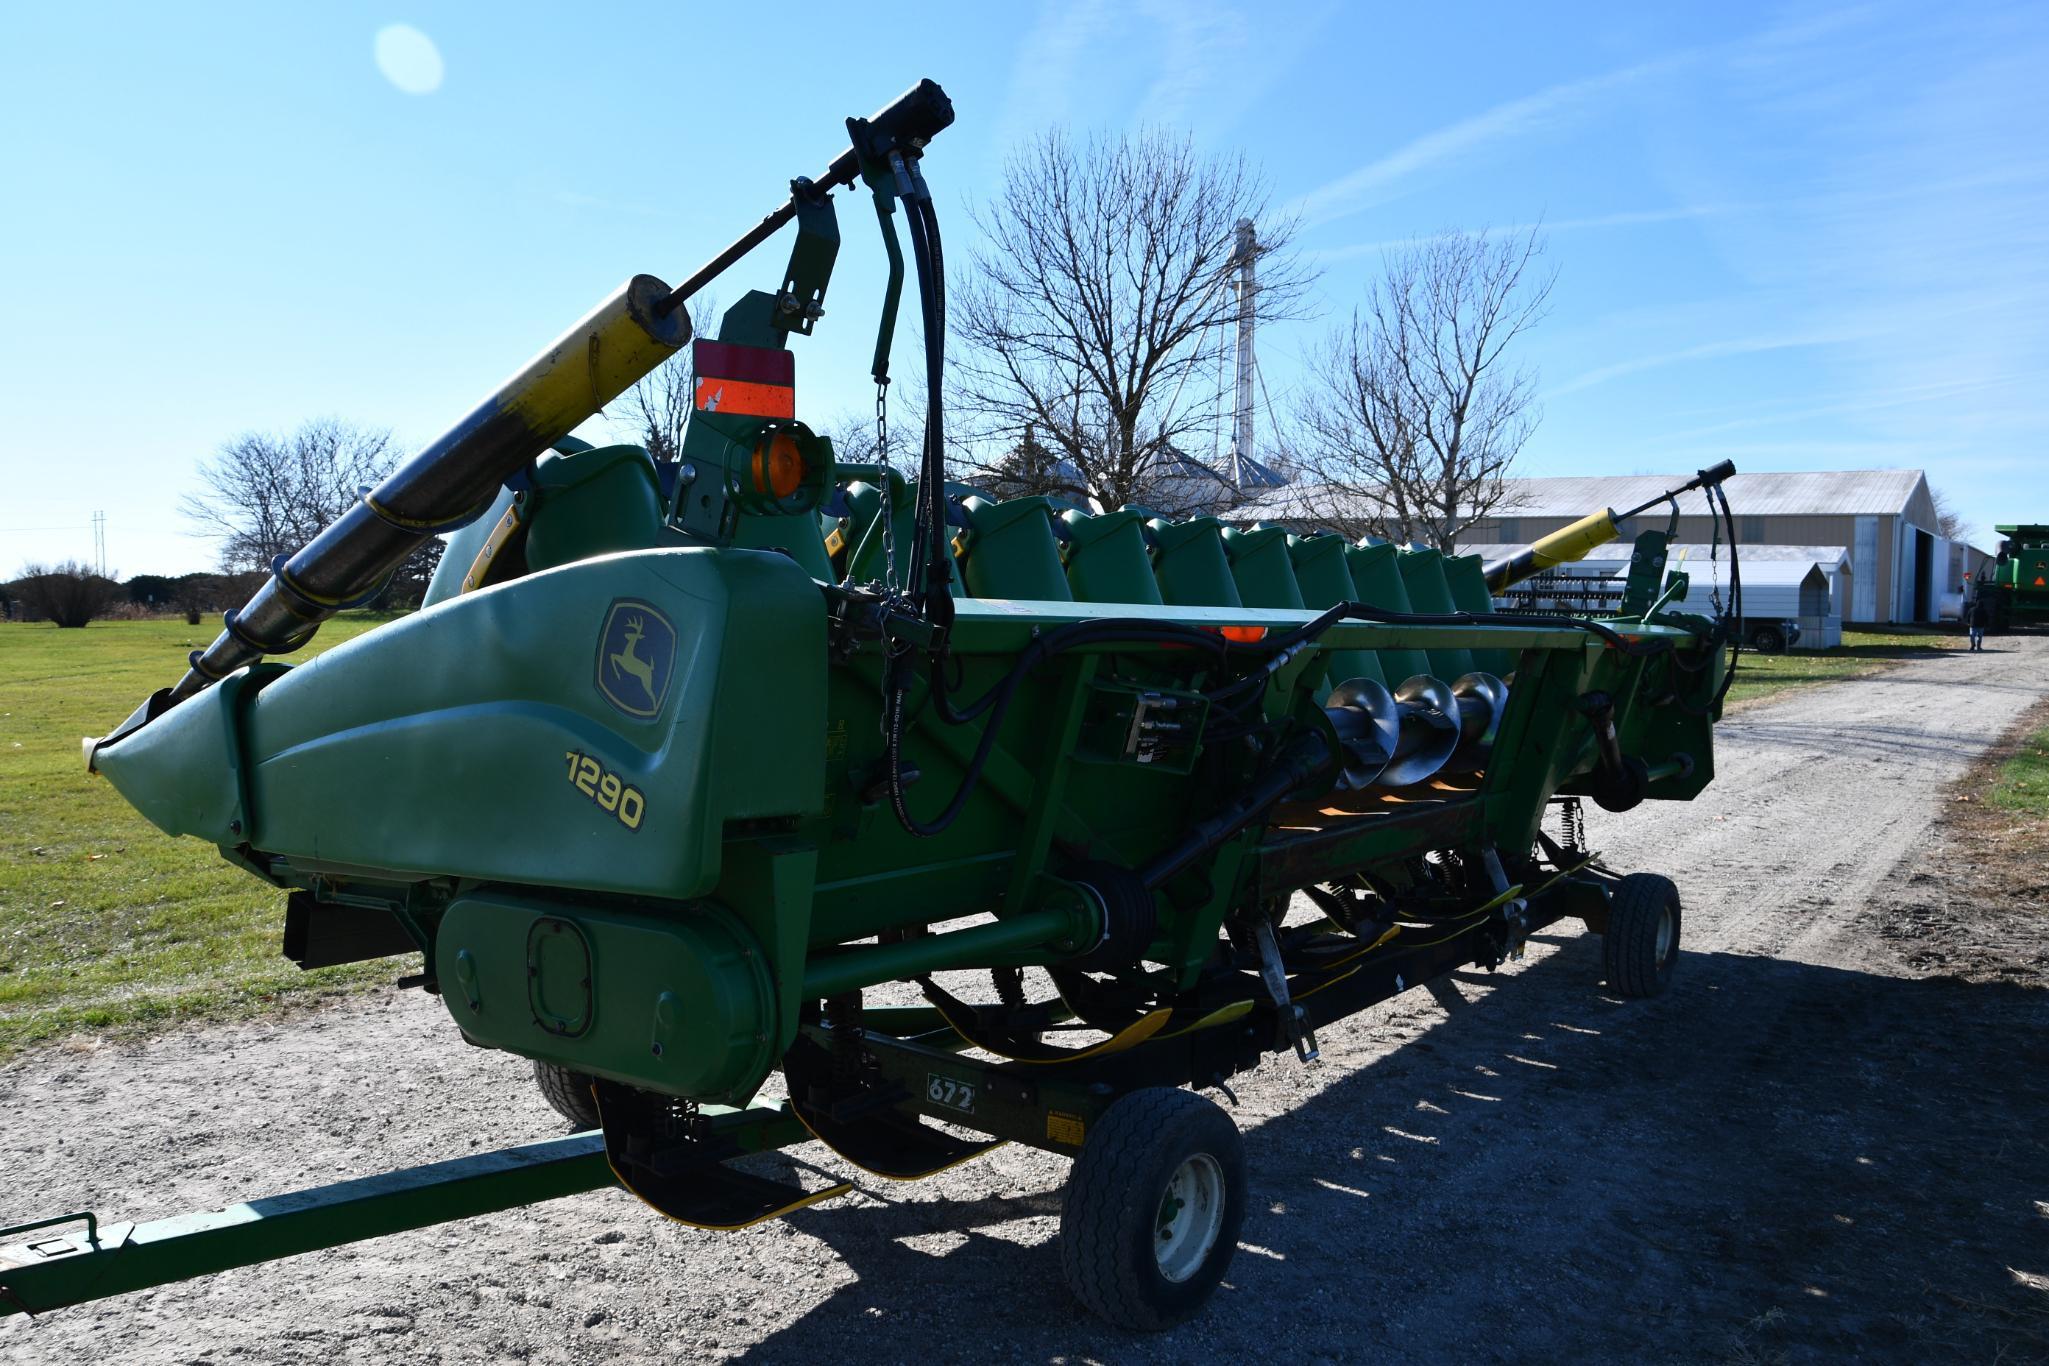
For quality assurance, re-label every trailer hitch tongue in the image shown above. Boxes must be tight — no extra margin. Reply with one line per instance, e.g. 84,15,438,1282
1252,920,1318,1064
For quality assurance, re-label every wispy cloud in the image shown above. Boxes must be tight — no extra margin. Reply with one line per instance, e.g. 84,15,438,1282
1131,0,1251,128
996,0,1121,146
998,0,1332,148
1641,376,2011,446
1545,332,1860,400
1308,204,1745,264
1295,54,1691,228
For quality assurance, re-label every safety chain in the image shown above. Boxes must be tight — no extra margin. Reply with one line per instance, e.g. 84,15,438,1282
874,378,899,597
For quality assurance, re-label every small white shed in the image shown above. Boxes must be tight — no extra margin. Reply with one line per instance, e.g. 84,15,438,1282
1613,558,1841,649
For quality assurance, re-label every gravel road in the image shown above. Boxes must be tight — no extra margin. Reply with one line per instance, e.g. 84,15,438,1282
5,639,2046,1364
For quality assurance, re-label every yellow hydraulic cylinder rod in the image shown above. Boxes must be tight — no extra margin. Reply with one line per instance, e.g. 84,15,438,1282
92,276,690,759
1480,459,1737,594
181,274,687,694
1481,510,1619,592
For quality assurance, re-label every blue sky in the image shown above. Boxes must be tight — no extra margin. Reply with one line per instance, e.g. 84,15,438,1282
3,0,2044,574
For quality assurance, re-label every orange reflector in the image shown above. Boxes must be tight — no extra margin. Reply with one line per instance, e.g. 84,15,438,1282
750,432,805,500
1217,625,1267,643
696,376,796,419
2035,576,2046,587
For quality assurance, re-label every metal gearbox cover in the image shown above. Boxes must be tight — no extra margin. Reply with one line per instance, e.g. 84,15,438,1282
437,890,776,1103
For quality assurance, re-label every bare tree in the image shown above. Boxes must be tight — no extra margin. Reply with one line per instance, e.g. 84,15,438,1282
182,418,442,607
611,297,720,463
1292,228,1553,551
966,424,1088,503
954,130,1312,514
13,561,121,627
1930,485,1971,543
183,419,401,571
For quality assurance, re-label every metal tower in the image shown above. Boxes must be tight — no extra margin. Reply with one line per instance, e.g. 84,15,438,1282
1227,218,1257,490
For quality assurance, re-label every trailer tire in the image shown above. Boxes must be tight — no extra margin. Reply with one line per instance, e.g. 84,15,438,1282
533,1060,601,1131
1603,873,1681,999
1750,623,1787,654
1059,1087,1245,1331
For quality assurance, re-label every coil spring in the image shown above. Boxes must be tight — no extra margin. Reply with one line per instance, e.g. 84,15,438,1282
658,1096,704,1143
991,966,1027,1011
1559,797,1587,855
824,992,866,1093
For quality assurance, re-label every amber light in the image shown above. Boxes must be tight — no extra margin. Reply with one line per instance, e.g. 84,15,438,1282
752,432,805,500
1216,625,1267,643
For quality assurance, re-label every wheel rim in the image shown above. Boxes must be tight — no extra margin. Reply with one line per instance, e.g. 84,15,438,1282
1154,1153,1226,1283
1655,904,1675,963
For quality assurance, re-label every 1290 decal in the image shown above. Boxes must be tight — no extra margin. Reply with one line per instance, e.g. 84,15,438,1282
564,750,646,831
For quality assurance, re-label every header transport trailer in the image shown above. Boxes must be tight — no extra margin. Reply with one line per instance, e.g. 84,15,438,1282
1,81,1744,1332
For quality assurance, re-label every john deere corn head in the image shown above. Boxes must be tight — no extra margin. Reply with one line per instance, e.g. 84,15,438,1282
3,81,1744,1331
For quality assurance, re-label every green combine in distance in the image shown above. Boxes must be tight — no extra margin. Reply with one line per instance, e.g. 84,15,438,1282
1974,525,2049,632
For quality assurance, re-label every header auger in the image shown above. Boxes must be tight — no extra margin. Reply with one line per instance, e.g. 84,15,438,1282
15,81,1743,1332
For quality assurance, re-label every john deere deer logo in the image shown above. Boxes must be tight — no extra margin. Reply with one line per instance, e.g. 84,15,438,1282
594,599,676,719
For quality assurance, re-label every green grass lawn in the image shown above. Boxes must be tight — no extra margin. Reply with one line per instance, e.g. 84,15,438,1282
0,615,404,1061
1721,628,1965,708
1987,726,2049,818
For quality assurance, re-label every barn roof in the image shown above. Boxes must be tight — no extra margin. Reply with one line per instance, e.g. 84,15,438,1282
1490,469,1925,518
1244,469,1928,522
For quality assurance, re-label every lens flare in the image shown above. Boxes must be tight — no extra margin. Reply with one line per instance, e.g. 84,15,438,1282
374,24,444,95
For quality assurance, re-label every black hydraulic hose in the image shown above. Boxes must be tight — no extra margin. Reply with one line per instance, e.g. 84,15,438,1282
897,190,932,608
932,617,1230,725
880,594,1705,841
886,621,1231,837
886,158,969,836
1137,734,1335,889
1712,481,1743,706
914,199,950,616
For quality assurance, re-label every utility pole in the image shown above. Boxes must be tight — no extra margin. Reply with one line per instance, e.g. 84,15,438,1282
92,511,107,577
1227,218,1257,491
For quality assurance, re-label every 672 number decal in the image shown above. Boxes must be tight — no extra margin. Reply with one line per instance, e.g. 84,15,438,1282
926,1074,976,1114
564,750,646,831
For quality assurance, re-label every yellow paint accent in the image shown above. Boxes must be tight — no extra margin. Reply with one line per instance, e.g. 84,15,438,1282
603,1147,852,1231
1046,1111,1086,1146
1295,964,1365,1002
461,501,527,594
931,995,1173,1065
494,276,689,455
1529,510,1619,571
1154,999,1256,1041
788,1101,1005,1183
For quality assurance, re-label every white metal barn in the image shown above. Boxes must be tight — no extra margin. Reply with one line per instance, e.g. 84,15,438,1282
1455,470,1957,625
1255,469,1981,625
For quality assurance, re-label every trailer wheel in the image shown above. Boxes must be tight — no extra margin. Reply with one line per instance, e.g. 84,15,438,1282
532,1060,601,1131
1603,873,1681,999
1059,1087,1245,1331
1749,623,1787,654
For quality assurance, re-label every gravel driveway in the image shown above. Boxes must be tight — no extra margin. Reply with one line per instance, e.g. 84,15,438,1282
4,637,2046,1364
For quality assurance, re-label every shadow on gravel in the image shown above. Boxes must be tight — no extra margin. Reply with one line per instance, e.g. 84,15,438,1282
747,938,2049,1365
